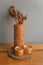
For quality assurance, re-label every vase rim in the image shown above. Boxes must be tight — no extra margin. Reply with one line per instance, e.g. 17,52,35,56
14,24,24,25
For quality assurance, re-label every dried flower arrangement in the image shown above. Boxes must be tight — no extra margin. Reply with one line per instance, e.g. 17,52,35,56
8,6,27,47
8,6,27,24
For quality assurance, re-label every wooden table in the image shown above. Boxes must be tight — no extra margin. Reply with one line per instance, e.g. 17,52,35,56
0,43,43,65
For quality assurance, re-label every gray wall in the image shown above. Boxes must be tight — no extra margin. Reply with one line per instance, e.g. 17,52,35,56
0,0,43,43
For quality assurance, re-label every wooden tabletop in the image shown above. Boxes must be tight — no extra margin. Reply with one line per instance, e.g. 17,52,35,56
0,43,43,65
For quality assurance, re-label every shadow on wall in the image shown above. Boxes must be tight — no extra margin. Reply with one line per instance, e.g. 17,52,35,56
1,9,14,43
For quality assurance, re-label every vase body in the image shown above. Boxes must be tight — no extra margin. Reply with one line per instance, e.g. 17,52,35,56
14,24,24,47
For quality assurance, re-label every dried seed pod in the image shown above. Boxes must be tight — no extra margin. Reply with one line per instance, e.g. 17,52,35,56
23,15,27,20
9,6,17,18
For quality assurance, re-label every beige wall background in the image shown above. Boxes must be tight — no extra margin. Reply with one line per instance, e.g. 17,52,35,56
0,0,43,43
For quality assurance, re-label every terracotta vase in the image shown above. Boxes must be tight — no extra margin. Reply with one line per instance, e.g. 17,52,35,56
14,24,24,47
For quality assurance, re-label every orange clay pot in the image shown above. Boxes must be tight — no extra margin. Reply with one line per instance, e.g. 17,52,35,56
14,24,24,47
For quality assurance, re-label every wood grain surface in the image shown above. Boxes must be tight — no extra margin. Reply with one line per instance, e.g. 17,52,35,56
0,43,43,65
